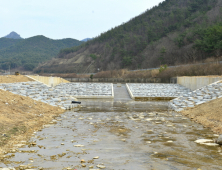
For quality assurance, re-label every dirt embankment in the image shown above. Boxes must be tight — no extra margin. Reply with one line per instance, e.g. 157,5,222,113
0,75,65,155
0,75,33,83
181,97,222,134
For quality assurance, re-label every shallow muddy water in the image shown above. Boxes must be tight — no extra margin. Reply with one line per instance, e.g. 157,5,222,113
1,99,222,170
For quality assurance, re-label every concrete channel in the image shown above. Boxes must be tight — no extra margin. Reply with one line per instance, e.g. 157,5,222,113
1,83,222,170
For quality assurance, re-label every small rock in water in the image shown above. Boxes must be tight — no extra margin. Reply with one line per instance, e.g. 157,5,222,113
195,139,219,146
204,143,219,146
215,135,222,145
167,140,173,143
81,159,85,163
146,118,153,121
74,144,84,147
195,139,213,144
96,164,106,169
93,156,99,159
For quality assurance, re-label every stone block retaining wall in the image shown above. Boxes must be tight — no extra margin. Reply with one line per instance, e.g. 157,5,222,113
54,83,114,99
0,82,114,110
126,83,191,100
169,80,222,111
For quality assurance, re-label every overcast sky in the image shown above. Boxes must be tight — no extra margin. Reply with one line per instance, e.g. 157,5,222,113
0,0,164,40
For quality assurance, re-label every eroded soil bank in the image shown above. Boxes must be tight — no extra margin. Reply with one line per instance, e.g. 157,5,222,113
0,75,64,155
181,97,222,134
0,75,33,84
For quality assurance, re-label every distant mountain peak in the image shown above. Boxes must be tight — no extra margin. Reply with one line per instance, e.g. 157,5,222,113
4,31,23,39
81,38,92,42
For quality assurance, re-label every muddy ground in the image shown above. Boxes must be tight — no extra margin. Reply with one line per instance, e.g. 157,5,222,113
0,75,64,155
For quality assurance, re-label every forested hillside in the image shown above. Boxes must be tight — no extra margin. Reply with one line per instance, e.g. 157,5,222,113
35,0,222,73
0,38,22,50
0,36,83,71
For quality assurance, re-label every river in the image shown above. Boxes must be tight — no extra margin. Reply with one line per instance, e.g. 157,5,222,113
0,98,222,170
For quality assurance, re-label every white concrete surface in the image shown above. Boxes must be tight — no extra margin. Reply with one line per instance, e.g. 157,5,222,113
177,76,222,91
27,75,69,87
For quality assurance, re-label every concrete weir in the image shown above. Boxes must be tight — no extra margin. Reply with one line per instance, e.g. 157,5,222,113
126,83,191,101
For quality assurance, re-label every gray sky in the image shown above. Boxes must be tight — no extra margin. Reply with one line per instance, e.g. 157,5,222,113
0,0,164,40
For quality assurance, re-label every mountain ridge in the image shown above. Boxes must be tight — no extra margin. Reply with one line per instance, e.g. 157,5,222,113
0,35,83,71
35,0,222,74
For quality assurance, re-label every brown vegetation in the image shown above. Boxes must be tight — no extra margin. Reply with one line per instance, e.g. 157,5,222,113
92,62,222,79
158,62,222,79
44,62,222,80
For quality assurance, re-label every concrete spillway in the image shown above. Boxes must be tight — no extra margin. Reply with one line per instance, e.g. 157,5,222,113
113,84,132,101
0,81,195,110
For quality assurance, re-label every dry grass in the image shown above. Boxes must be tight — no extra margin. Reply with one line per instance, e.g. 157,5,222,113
158,63,222,78
92,63,222,79
93,69,129,78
